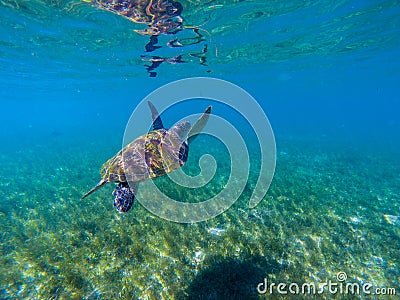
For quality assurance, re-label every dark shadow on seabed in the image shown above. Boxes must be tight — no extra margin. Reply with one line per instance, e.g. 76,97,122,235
185,255,283,300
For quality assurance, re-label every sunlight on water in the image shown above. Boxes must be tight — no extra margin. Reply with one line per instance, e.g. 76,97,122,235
1,0,399,82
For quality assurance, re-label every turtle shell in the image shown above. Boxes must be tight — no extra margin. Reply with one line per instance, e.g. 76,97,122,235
100,127,189,183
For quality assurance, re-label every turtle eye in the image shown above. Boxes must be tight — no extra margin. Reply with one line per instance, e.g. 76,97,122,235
172,1,183,14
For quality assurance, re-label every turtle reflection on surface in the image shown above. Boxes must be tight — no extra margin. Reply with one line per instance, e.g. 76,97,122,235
89,0,184,36
85,0,212,76
141,55,185,77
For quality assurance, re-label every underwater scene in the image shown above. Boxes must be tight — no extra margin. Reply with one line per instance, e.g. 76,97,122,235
0,0,399,299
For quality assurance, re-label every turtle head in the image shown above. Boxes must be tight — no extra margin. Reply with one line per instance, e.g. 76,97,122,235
112,182,136,213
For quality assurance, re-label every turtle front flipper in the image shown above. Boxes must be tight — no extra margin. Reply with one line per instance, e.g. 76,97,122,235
81,178,108,200
113,182,139,213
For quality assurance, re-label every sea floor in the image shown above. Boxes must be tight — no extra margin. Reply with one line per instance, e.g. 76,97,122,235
0,136,399,299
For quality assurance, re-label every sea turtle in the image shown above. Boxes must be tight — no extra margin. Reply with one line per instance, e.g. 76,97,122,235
81,101,212,213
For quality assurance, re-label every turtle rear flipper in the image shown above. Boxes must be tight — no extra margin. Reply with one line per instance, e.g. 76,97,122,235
148,101,164,130
81,179,108,200
188,106,212,143
113,182,139,213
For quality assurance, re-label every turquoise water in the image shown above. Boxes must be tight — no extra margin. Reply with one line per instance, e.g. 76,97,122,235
1,0,399,299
